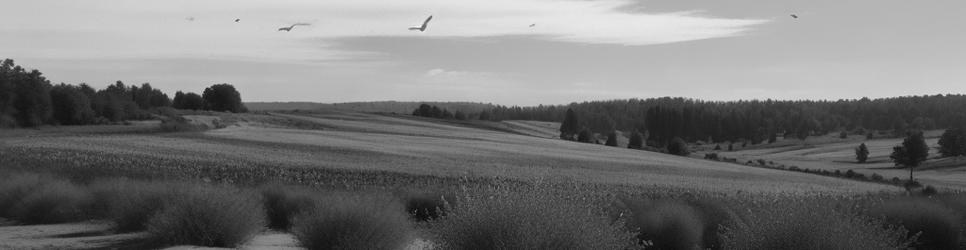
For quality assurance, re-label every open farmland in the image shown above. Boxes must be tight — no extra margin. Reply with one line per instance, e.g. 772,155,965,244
713,133,966,190
1,111,895,195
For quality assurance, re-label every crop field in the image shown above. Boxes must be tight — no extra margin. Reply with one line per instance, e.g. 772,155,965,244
712,134,966,189
1,111,895,195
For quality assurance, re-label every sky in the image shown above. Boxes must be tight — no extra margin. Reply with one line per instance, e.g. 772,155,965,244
1,0,964,106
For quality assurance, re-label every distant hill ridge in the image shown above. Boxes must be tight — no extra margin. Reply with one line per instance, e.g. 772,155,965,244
245,101,496,114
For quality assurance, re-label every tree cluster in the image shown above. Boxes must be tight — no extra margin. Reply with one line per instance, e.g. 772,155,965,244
411,104,466,120
938,128,966,157
482,96,966,145
0,59,246,128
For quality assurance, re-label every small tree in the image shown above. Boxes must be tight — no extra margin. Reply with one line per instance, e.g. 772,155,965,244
605,131,618,147
627,130,643,149
576,129,593,143
890,131,929,181
855,143,869,163
559,108,579,140
938,128,966,157
667,137,689,156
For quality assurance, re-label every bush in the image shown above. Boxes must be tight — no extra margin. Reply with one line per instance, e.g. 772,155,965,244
722,199,911,250
261,185,318,230
202,83,247,113
404,191,456,222
433,191,633,250
89,178,173,232
870,173,884,181
667,137,689,156
868,198,962,250
292,195,413,250
7,179,93,224
0,173,48,218
618,198,708,250
159,116,207,132
146,185,265,248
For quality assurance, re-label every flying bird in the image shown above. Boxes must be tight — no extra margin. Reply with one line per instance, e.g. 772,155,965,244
235,19,240,23
408,15,433,32
529,23,536,28
186,17,195,21
278,23,310,32
790,14,798,18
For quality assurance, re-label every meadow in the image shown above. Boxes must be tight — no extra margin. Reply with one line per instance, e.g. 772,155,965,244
1,110,964,249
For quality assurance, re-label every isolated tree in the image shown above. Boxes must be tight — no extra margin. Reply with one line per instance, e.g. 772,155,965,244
559,108,579,140
855,143,869,163
890,131,929,181
938,128,966,157
627,130,643,149
49,83,95,125
577,129,593,143
667,137,689,156
202,83,246,113
605,131,618,147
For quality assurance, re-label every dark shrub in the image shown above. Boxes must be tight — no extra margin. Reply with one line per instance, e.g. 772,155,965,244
159,116,207,132
404,192,457,222
921,186,938,196
868,198,962,250
667,137,689,156
292,195,413,250
434,191,633,250
870,173,884,182
704,153,719,161
7,179,93,224
89,178,173,232
618,198,705,250
845,169,857,178
0,173,47,217
146,185,265,248
261,185,318,230
756,159,767,166
202,83,247,113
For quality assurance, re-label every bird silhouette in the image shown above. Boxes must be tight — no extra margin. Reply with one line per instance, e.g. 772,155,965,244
408,15,433,32
235,19,240,23
529,23,536,27
278,23,310,32
186,17,195,21
790,14,798,18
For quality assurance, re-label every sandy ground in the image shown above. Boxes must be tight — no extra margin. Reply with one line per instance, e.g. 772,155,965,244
0,220,433,250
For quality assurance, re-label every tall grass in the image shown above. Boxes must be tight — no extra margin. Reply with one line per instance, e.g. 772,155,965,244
402,191,457,221
145,184,266,248
261,184,319,230
617,198,711,250
291,195,414,250
721,198,912,250
432,189,634,250
0,173,93,224
89,178,174,232
868,198,963,250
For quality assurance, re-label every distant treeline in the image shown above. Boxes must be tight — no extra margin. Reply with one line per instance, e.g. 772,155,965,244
246,101,495,114
482,96,966,144
411,104,468,120
0,59,246,128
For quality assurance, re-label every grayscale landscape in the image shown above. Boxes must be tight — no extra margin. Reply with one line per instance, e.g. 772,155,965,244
2,0,966,249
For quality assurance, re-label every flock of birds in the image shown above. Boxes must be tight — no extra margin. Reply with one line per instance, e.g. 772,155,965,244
185,13,800,33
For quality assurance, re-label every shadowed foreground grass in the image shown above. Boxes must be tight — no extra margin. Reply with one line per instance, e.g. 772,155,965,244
1,171,966,249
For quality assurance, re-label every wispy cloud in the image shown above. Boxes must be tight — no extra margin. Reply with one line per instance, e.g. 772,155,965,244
0,0,767,63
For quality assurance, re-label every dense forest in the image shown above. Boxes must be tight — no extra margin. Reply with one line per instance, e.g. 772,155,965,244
482,96,966,145
0,59,246,128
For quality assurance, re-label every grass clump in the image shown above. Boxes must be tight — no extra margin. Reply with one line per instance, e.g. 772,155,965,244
402,191,457,221
0,173,48,218
6,179,93,224
145,184,265,248
722,198,911,250
292,195,414,250
261,184,318,230
868,198,963,250
432,190,634,250
617,197,711,250
89,178,174,232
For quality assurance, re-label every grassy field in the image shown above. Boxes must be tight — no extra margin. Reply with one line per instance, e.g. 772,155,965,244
2,111,895,194
12,111,966,249
709,131,966,190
